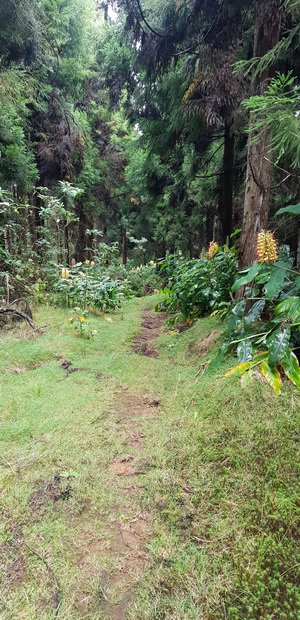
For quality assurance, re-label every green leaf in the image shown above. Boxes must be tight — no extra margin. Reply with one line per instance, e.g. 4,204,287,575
240,370,253,388
275,296,300,322
267,327,290,368
230,229,242,238
281,349,300,389
224,351,268,377
264,267,286,299
232,262,262,292
237,339,253,363
226,300,246,336
275,202,300,217
244,299,265,329
261,361,282,396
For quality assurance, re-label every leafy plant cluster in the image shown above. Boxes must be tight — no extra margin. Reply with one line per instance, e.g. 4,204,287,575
51,261,158,310
52,266,126,311
68,308,96,338
156,249,237,322
221,248,300,394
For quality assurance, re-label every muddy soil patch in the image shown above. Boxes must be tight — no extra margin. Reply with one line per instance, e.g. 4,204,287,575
132,309,168,358
187,329,221,357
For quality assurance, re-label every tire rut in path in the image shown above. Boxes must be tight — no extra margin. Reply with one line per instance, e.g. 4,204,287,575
100,308,167,619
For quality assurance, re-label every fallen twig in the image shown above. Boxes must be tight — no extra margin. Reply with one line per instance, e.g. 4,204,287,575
0,307,36,329
24,543,62,615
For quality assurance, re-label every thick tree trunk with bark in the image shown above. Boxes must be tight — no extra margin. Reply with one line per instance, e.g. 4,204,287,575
218,122,234,244
239,1,283,268
239,129,272,267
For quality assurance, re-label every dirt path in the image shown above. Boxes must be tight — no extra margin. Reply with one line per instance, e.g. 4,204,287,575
98,308,166,619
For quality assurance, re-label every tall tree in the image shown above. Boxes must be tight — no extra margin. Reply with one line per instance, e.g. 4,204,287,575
239,0,285,267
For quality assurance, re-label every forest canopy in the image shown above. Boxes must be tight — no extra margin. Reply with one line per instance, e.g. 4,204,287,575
1,0,300,268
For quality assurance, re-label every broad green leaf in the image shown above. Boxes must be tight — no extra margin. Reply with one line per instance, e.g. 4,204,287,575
232,300,247,317
226,300,246,335
275,202,300,217
275,296,300,322
244,300,265,329
261,361,282,395
240,370,253,388
237,339,253,363
264,267,286,299
225,351,268,377
281,349,300,389
267,327,290,368
232,262,262,292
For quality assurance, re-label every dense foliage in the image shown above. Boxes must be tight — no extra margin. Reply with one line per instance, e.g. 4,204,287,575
156,249,237,322
221,249,300,394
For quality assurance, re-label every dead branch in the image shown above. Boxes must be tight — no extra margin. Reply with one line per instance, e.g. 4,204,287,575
0,307,36,329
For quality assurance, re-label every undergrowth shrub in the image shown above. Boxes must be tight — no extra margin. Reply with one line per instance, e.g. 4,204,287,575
220,240,300,394
156,249,237,322
51,261,158,310
52,269,126,310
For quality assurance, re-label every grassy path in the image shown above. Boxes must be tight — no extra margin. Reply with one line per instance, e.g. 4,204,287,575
1,296,300,619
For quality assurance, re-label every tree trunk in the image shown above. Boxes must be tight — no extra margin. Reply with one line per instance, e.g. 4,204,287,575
218,122,234,244
121,228,127,265
239,2,282,268
74,203,92,262
239,129,272,267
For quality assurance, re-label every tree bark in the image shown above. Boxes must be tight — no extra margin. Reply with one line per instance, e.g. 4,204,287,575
218,122,234,244
121,228,127,265
239,2,283,268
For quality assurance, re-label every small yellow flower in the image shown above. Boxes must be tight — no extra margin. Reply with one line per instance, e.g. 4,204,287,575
207,241,219,258
90,261,95,266
79,317,86,322
257,230,278,263
61,268,70,279
85,260,90,265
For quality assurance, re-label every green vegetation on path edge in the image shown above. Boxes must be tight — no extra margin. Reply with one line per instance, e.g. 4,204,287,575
1,295,300,619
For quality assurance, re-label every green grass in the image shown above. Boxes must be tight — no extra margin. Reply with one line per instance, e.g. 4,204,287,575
1,296,300,619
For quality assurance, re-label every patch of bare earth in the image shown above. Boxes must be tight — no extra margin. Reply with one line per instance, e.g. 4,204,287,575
132,308,168,358
76,308,166,619
187,329,221,357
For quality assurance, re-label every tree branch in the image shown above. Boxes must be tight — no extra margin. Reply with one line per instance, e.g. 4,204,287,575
0,307,36,329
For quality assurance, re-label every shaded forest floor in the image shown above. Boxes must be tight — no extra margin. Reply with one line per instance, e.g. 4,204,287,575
0,295,299,619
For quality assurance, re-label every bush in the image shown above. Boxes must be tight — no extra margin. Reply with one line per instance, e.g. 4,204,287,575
50,261,158,309
220,247,300,394
52,268,126,310
156,249,237,321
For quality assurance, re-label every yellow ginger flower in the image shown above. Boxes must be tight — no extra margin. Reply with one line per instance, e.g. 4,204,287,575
61,268,70,279
207,241,219,258
257,230,278,263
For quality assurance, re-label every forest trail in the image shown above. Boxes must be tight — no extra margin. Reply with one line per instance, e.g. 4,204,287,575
0,300,170,620
1,298,299,619
98,308,167,619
